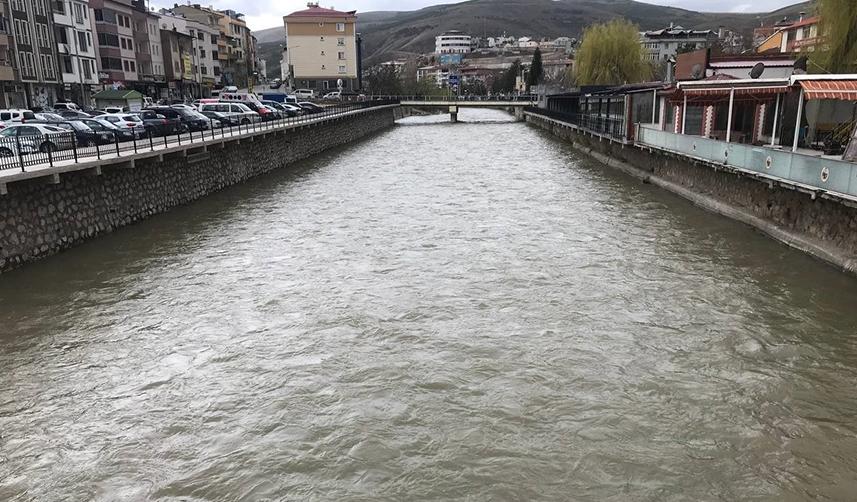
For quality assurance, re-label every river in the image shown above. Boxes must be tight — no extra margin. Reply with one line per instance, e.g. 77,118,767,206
1,108,857,501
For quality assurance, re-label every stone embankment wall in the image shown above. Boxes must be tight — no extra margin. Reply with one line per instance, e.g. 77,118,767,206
0,107,397,273
527,113,857,274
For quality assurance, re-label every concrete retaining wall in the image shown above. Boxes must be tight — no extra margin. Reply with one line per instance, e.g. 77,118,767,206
0,107,397,274
526,113,857,275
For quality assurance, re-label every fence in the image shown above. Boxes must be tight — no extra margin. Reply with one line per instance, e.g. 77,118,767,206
636,124,857,199
524,107,627,141
0,99,400,173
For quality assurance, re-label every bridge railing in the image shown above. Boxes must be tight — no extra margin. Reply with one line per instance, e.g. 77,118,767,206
0,99,400,174
378,95,538,103
525,106,627,141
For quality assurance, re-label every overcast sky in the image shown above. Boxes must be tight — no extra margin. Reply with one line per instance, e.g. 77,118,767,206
152,0,803,31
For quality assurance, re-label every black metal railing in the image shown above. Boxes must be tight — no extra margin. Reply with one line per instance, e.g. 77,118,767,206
0,99,400,173
524,107,628,141
379,94,537,103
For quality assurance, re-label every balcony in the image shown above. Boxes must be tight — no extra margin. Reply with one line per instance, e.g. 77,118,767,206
0,62,14,81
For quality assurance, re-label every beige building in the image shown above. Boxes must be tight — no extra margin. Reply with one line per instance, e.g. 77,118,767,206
283,4,360,92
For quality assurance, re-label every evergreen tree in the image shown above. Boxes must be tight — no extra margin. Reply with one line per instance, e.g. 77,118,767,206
527,48,544,87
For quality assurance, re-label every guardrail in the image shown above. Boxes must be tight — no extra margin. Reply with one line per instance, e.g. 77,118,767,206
375,94,538,103
0,99,400,173
525,106,627,141
636,125,857,200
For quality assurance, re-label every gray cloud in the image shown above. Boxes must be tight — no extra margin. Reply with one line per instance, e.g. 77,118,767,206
151,0,804,30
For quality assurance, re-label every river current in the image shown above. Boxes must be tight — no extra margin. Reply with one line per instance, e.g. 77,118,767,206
2,109,857,501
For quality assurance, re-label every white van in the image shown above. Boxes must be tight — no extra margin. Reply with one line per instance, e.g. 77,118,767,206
0,109,37,127
198,102,260,124
294,89,315,100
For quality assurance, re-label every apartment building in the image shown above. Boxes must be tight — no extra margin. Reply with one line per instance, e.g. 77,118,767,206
171,4,222,89
158,10,197,100
91,0,138,85
10,0,61,107
640,24,718,63
53,0,98,104
0,0,25,107
218,9,247,88
283,4,360,92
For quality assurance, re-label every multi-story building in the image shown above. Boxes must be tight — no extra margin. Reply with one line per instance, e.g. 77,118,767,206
283,4,360,92
10,0,61,108
0,0,25,107
218,9,247,88
186,19,219,95
755,15,823,56
171,4,223,90
435,31,471,55
158,10,197,101
91,0,138,86
53,0,98,105
640,23,718,63
129,0,166,99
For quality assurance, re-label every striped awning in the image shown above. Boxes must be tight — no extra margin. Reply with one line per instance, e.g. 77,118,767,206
682,86,789,97
799,80,857,101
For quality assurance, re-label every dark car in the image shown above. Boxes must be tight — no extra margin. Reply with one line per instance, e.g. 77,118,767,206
260,100,299,118
298,102,324,114
220,100,277,122
58,110,95,120
145,106,209,132
137,109,182,136
199,110,237,127
77,117,137,142
53,120,113,147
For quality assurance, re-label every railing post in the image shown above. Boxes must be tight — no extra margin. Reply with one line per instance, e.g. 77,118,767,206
114,131,120,156
47,138,54,167
149,129,154,151
133,129,138,153
16,135,23,172
72,133,78,163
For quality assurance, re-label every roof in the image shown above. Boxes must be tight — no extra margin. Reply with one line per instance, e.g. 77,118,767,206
285,6,356,18
786,16,819,30
91,89,144,100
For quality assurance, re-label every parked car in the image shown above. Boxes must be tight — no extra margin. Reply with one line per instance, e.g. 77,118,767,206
136,109,182,136
77,118,139,141
101,106,127,114
144,106,209,132
221,100,277,122
53,120,113,147
222,85,239,93
53,102,81,112
198,102,260,125
98,113,147,137
323,91,341,100
0,109,37,129
269,79,282,89
58,110,95,120
0,124,76,155
297,102,324,114
280,103,306,116
293,89,315,100
33,112,67,123
199,110,237,127
260,100,300,117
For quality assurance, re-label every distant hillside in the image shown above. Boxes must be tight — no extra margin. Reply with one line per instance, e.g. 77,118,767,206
257,0,813,77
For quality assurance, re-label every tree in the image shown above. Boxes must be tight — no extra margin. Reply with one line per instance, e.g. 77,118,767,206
492,59,522,93
815,0,857,73
527,47,544,87
365,65,401,95
574,19,652,85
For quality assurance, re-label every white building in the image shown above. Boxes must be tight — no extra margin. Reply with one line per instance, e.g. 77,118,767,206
53,0,98,105
640,23,719,63
435,31,471,55
516,37,538,48
186,19,221,90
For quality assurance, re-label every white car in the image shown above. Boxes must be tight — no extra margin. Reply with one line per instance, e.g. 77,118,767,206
293,89,315,100
197,102,260,124
53,102,81,112
0,124,76,155
0,109,37,129
98,113,147,137
323,91,341,100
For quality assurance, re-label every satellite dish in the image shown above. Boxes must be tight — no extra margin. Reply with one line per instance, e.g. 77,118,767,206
794,56,808,74
690,63,704,80
750,62,765,79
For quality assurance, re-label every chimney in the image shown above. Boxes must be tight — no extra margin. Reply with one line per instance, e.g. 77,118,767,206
799,11,805,21
669,21,674,29
718,25,725,38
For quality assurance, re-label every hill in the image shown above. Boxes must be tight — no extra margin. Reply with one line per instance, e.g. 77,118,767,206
257,0,813,77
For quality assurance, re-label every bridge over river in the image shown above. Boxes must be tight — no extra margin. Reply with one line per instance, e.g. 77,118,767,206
1,108,856,500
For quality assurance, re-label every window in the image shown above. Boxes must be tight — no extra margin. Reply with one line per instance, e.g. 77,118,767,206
337,51,345,60
77,30,88,50
97,33,119,48
200,49,206,59
337,37,344,46
338,65,346,73
100,56,122,70
198,32,204,40
53,0,65,14
211,34,217,44
73,2,84,23
336,23,345,32
62,55,73,73
81,58,92,79
129,60,135,72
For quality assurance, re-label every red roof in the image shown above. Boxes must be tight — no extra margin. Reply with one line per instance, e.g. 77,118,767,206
786,16,819,30
800,80,857,101
285,6,356,18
